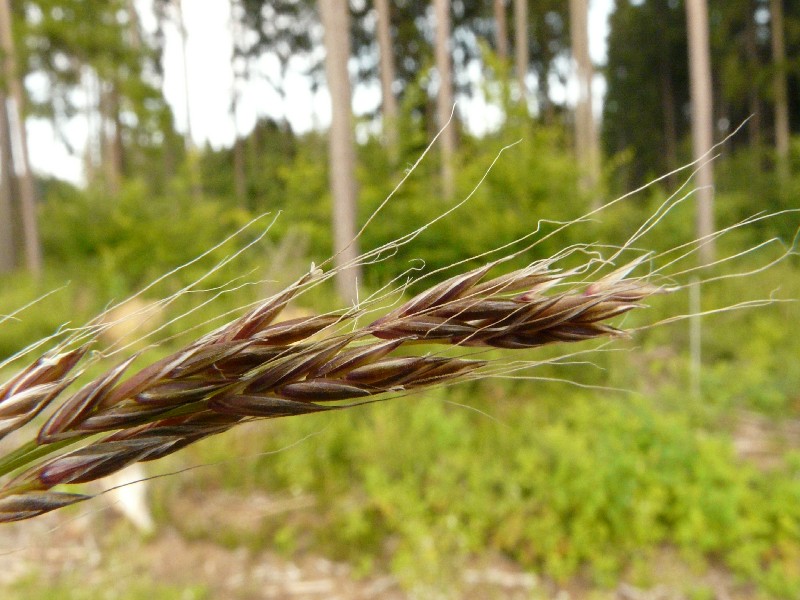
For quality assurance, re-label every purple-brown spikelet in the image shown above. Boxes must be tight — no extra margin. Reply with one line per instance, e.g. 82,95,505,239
0,258,667,521
0,347,86,439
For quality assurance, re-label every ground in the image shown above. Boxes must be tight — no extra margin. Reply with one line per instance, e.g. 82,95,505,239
0,408,793,599
0,485,752,600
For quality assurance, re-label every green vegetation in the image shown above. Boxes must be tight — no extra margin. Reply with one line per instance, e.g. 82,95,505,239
2,107,800,596
149,258,798,597
1,1,799,598
9,575,209,600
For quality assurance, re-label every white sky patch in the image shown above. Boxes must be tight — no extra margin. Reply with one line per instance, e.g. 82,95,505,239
25,0,615,184
160,0,234,147
27,117,83,183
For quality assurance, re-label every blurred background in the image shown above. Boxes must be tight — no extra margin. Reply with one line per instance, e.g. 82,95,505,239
0,0,799,598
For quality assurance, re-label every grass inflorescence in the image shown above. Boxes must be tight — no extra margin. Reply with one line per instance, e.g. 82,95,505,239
0,252,668,521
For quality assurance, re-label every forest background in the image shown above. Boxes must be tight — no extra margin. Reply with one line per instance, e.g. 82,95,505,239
1,0,800,598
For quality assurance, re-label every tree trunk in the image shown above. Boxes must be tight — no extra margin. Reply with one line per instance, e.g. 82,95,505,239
174,0,202,200
126,0,142,50
175,0,193,148
112,87,124,188
125,0,142,176
770,0,790,179
82,68,98,184
318,0,361,304
101,82,124,195
513,0,528,101
493,0,509,62
569,0,600,197
685,0,715,264
230,0,247,205
433,0,455,199
375,0,399,162
233,135,246,205
744,1,762,155
0,0,41,276
0,93,14,273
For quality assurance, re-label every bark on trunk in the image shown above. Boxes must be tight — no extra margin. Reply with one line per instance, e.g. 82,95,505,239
0,92,14,273
569,0,600,197
126,0,142,50
319,0,361,304
493,0,509,62
685,0,715,264
233,135,246,205
744,2,762,154
770,0,790,179
433,0,455,199
101,82,124,195
175,0,202,200
230,0,247,205
0,0,41,276
513,0,528,101
375,0,399,162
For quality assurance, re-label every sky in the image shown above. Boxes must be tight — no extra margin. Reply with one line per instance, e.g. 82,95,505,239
27,0,614,184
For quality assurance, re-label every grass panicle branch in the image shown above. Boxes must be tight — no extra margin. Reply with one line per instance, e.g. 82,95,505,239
0,256,667,522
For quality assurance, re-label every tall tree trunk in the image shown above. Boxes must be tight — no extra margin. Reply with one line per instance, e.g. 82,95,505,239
375,0,399,162
152,2,176,179
318,0,361,304
233,135,246,205
744,1,762,155
0,0,41,277
513,0,528,101
655,1,677,180
538,51,554,124
125,0,142,176
175,0,193,148
493,0,509,62
0,93,14,273
770,0,790,179
569,0,600,198
112,89,125,179
126,0,142,50
748,91,763,156
100,82,123,195
433,0,455,199
685,0,715,264
174,0,202,200
230,0,246,205
83,68,98,184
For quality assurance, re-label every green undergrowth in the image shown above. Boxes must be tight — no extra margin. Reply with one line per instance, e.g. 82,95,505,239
7,572,209,600
2,255,799,596
168,370,800,597
148,259,800,597
1,183,798,596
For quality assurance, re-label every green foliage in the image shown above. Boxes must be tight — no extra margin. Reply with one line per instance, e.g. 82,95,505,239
604,0,800,190
3,0,799,595
140,243,799,598
0,272,92,359
604,0,690,188
697,263,800,415
40,177,255,295
6,104,797,595
357,113,586,290
7,571,209,600
715,146,800,243
199,89,591,295
179,364,800,596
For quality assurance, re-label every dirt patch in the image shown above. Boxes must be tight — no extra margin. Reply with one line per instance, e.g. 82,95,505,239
732,410,800,470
